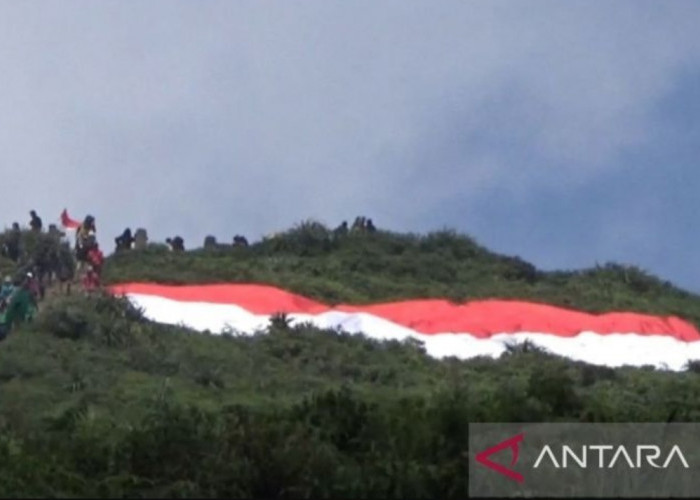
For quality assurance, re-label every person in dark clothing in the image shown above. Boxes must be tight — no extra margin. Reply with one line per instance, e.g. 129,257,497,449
365,218,376,233
32,266,46,300
2,223,21,262
233,235,249,247
75,243,89,266
115,228,135,252
83,215,96,233
334,221,348,237
204,235,218,249
29,211,42,232
47,224,65,241
174,236,184,251
24,272,40,314
56,242,76,295
30,248,52,295
166,236,185,252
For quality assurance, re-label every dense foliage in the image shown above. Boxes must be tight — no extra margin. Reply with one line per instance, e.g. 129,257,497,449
1,221,700,497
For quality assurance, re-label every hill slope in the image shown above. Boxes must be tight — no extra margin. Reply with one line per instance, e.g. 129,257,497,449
1,221,700,497
105,221,700,323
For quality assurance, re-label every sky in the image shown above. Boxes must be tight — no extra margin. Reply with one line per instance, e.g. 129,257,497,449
1,1,700,292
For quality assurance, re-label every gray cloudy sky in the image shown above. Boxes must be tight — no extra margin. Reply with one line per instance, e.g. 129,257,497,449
3,1,700,291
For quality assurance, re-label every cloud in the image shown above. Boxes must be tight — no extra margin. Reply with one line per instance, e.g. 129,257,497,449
0,1,699,289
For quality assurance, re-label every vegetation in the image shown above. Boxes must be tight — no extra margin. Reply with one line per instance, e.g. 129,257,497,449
106,221,700,323
1,221,700,497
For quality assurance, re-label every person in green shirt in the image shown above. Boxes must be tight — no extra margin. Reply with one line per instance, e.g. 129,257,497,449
0,278,36,340
13,278,37,322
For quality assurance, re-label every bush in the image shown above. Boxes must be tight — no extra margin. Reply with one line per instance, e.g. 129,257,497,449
258,220,338,256
36,293,143,346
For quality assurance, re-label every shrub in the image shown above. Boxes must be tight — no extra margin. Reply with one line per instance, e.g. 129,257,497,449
35,293,143,347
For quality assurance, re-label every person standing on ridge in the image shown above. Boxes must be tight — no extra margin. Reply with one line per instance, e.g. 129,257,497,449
2,223,21,262
173,236,185,251
334,221,348,237
56,242,75,295
47,224,65,241
365,218,376,233
75,215,97,265
115,228,135,251
85,215,96,233
204,235,218,249
166,236,185,252
76,215,96,244
233,235,249,247
29,210,42,232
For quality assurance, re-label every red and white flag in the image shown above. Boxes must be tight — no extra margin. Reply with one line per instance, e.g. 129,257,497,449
109,282,700,371
60,209,81,230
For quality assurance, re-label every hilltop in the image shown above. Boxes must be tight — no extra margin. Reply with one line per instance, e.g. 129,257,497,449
105,220,700,323
1,221,700,497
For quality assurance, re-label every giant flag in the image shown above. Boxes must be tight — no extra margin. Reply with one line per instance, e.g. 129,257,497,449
109,282,700,371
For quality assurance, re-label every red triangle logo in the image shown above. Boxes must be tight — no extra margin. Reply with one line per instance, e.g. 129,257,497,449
475,433,525,483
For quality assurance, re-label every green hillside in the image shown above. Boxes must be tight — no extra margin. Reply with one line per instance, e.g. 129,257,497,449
1,221,700,497
105,221,700,323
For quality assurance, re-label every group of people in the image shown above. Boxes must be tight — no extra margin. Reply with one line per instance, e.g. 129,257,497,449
14,211,103,292
116,230,251,253
0,209,382,338
114,228,150,252
0,211,109,339
333,216,377,236
114,227,186,252
112,218,376,255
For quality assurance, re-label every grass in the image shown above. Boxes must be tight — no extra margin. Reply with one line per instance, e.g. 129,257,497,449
103,221,700,322
0,221,699,496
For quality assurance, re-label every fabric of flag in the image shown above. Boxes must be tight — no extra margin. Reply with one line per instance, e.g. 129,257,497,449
109,282,700,371
60,209,81,230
